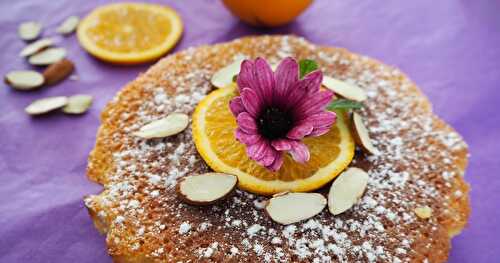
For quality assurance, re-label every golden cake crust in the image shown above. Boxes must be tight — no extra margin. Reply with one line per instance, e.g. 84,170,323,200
85,35,470,262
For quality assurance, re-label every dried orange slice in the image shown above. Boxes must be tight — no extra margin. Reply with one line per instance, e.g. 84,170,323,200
192,85,355,195
77,3,182,64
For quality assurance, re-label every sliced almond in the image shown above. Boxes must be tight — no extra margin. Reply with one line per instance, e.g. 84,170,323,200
414,206,432,219
19,38,54,57
42,59,75,86
177,173,238,205
211,56,246,88
328,167,369,215
5,70,44,91
57,16,79,35
18,21,42,41
62,94,93,114
351,112,378,155
265,192,326,225
322,76,367,102
133,113,189,139
28,47,67,66
25,96,68,115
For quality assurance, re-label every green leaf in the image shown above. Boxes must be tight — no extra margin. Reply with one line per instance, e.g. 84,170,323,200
327,99,364,110
299,59,319,78
232,74,238,82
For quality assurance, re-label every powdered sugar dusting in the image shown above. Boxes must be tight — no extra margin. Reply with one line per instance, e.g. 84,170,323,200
85,36,468,262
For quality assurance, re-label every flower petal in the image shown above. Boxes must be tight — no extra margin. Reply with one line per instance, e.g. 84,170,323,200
296,112,336,137
282,71,323,111
310,127,331,137
237,60,257,92
254,58,275,105
275,57,299,100
288,141,310,163
286,122,314,140
237,112,258,133
256,145,277,167
282,80,309,111
229,97,245,117
267,152,284,171
302,70,323,94
240,88,263,117
235,129,261,144
271,138,294,151
293,90,334,120
247,138,270,161
302,111,336,129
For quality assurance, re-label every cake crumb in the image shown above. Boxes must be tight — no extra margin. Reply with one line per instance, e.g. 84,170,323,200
414,206,433,219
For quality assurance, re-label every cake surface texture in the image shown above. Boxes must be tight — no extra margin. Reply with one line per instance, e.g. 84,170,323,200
85,35,470,263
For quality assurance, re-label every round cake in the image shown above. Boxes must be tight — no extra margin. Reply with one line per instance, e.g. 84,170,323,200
84,35,470,262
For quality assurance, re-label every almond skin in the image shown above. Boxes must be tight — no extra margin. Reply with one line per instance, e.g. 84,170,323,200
42,59,74,86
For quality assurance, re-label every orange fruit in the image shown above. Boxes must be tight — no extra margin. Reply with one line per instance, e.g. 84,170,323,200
221,0,313,27
192,85,355,195
77,3,183,64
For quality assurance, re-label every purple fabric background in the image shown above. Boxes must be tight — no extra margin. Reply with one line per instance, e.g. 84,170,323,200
1,0,499,262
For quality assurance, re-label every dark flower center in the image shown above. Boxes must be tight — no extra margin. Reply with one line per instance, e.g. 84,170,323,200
258,107,293,140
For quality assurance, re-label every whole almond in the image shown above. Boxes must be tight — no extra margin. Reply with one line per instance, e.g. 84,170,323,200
42,59,74,86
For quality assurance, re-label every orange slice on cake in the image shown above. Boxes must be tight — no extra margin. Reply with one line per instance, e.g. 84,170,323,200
192,85,355,195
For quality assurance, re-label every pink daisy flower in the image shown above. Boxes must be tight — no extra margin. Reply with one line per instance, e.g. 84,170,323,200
229,57,336,171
